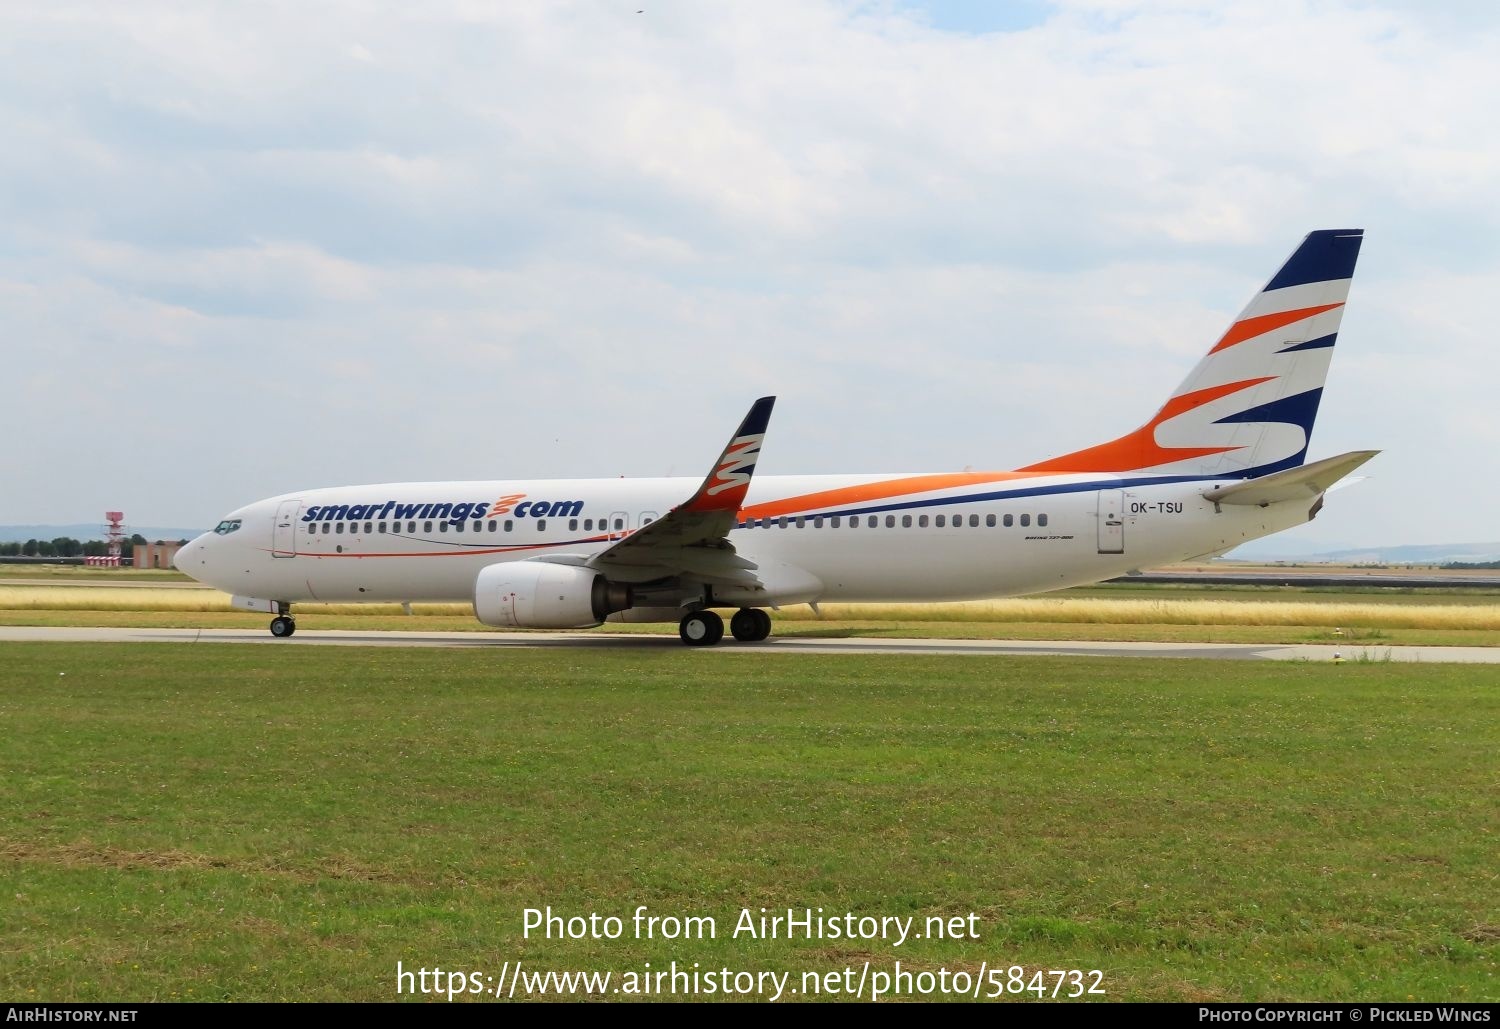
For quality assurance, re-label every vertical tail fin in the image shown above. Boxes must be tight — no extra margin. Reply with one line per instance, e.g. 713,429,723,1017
1022,229,1364,479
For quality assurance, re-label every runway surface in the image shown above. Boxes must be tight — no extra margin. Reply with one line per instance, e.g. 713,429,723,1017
3,625,1498,662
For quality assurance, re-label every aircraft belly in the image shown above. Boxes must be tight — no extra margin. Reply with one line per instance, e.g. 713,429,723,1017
288,554,485,603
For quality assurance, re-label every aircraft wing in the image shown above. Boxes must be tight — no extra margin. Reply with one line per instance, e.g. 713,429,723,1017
584,397,775,586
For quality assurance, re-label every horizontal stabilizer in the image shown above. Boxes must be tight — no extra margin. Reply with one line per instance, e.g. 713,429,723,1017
1202,450,1379,507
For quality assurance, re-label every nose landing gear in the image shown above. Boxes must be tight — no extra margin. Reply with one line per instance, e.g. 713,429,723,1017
269,603,296,638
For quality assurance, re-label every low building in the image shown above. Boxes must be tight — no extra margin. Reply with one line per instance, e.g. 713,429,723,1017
133,541,183,570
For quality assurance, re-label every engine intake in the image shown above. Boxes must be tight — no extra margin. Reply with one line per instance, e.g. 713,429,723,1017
473,562,633,629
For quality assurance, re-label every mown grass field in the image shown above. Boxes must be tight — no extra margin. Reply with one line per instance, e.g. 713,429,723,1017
2,643,1495,1002
5,578,1499,647
0,565,193,583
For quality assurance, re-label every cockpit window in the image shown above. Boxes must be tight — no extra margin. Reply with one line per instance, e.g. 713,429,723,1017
213,519,242,535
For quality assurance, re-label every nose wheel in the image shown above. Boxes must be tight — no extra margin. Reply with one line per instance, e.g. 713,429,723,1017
269,614,297,638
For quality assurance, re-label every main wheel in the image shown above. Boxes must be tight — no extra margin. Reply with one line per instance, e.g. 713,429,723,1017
270,616,296,638
751,608,772,641
731,608,772,642
679,610,724,647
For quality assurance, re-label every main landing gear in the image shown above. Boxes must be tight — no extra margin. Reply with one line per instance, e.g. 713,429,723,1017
269,603,296,638
730,607,772,643
678,608,772,646
678,610,723,646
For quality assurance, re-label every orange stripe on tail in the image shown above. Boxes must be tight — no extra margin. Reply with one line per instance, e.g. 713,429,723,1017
1019,376,1275,474
1209,303,1343,354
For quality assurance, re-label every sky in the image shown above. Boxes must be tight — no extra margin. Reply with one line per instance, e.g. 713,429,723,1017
2,0,1498,547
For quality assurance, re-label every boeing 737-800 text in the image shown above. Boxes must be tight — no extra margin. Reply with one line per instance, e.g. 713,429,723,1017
177,230,1375,646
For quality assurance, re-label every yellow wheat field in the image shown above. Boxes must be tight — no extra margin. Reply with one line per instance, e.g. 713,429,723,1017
3,586,1499,631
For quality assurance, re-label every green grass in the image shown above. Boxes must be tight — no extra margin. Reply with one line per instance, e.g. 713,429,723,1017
4,607,1500,648
0,564,193,582
2,643,1495,1002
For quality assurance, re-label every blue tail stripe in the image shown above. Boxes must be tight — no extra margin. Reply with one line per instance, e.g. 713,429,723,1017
1277,333,1338,354
1262,230,1363,291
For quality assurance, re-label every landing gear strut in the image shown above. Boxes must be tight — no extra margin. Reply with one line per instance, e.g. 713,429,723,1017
730,608,772,642
678,610,724,647
269,603,296,638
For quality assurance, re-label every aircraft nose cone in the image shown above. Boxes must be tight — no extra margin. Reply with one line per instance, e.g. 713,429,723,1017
174,533,209,578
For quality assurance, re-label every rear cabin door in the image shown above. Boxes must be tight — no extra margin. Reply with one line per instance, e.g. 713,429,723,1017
1097,490,1125,554
272,500,302,558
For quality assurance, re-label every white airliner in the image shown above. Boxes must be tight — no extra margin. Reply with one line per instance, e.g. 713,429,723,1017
177,229,1375,646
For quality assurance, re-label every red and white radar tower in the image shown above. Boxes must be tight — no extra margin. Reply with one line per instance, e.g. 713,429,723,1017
104,512,126,565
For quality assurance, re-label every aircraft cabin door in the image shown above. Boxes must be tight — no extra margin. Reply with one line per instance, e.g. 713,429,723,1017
1097,490,1125,554
272,500,302,558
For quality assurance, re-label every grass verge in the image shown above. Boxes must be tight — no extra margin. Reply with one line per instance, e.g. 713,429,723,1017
2,643,1495,1002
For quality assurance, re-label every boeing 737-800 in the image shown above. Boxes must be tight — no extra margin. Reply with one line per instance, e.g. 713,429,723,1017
177,229,1375,646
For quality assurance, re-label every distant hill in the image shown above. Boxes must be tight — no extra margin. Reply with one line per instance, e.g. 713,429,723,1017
0,524,205,543
1227,540,1500,565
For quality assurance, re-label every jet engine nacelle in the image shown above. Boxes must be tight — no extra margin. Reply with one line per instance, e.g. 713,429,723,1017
473,562,633,629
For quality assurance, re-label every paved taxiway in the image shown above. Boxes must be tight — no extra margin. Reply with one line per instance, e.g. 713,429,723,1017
3,626,1498,662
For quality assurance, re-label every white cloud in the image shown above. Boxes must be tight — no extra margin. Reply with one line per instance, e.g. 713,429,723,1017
0,0,1497,546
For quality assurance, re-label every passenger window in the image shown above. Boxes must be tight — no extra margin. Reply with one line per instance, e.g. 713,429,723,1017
831,516,841,528
812,516,823,528
902,515,912,528
935,515,945,527
322,523,331,535
969,514,979,527
569,519,578,531
883,515,892,527
918,515,929,527
455,521,465,533
779,517,789,528
407,521,416,533
378,522,386,533
1003,514,1014,527
473,521,482,533
1038,513,1048,527
336,523,345,534
849,517,858,529
440,522,448,533
363,522,371,534
487,521,497,533
796,517,805,528
614,518,624,530
537,520,547,532
1021,514,1031,527
584,519,593,531
505,520,514,532
425,521,433,533
986,514,996,527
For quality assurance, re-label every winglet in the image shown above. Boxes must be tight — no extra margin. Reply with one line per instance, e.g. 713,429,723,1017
682,396,776,513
